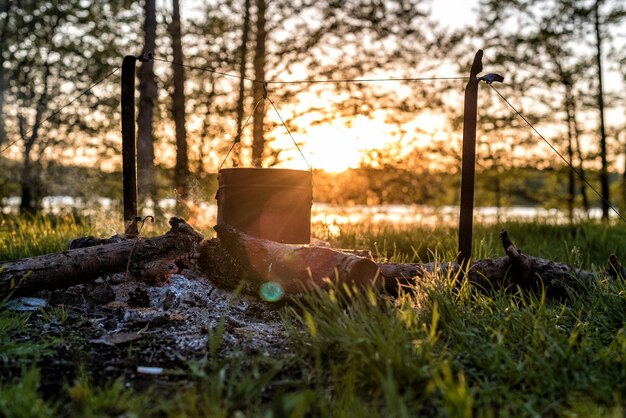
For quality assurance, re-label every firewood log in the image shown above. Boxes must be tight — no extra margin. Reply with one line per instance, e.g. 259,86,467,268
212,224,380,293
0,218,203,296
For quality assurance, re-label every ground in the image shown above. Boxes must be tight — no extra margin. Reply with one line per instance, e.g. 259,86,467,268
6,270,289,397
3,218,626,417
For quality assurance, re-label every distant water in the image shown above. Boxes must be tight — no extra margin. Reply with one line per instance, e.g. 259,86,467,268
1,196,609,227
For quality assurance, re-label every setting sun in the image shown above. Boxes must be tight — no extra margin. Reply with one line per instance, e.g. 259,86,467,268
274,116,395,173
274,111,451,173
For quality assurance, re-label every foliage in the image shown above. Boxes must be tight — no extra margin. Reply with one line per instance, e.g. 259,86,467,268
0,368,58,418
3,217,626,416
0,0,138,211
66,375,154,418
282,248,626,415
0,214,95,260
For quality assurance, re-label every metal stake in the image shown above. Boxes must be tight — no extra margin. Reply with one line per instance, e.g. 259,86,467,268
121,55,138,236
458,50,503,266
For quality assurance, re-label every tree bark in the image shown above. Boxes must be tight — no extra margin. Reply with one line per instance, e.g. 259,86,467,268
212,224,380,293
169,0,189,200
137,0,158,203
232,0,252,167
251,0,266,167
19,63,49,213
623,130,626,212
572,96,590,215
0,218,203,296
565,84,576,223
211,224,614,301
0,1,11,148
594,1,610,221
2,220,620,301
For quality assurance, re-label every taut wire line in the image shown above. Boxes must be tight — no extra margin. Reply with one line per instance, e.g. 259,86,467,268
219,97,265,170
489,83,626,224
0,66,121,155
266,96,312,171
153,57,258,83
156,56,468,85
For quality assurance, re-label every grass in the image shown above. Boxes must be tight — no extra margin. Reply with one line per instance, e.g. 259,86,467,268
0,214,97,259
2,214,626,416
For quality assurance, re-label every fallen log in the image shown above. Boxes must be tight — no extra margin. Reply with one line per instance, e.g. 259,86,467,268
1,218,621,300
211,224,380,293
212,225,619,299
0,218,203,296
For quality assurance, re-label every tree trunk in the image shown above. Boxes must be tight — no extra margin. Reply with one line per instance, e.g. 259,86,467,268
571,95,590,215
0,62,5,148
2,220,620,302
137,0,158,203
0,218,203,296
565,85,576,223
169,0,189,200
212,223,612,301
623,131,626,212
19,152,34,213
233,0,252,167
494,172,501,224
0,1,10,148
19,64,49,214
251,0,266,167
594,1,610,221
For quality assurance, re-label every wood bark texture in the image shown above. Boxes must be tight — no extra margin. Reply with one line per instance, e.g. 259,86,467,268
251,0,266,167
0,218,203,296
136,0,157,199
169,0,189,199
212,224,380,293
2,219,623,300
211,225,621,299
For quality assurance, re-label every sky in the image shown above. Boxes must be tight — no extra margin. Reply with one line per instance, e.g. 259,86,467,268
431,0,477,30
277,1,480,172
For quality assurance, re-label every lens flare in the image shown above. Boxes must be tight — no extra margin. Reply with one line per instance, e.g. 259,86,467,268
259,281,285,302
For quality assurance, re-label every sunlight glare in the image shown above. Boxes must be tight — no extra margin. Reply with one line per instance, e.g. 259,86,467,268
275,112,449,173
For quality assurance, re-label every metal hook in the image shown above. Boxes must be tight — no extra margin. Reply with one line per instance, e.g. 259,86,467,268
138,51,154,63
262,81,268,99
480,73,504,85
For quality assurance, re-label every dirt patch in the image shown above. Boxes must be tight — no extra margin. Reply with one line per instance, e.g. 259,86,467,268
9,270,290,395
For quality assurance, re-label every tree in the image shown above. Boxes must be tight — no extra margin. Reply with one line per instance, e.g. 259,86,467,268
232,0,252,166
467,0,624,219
617,52,626,211
567,0,624,219
594,0,610,220
183,1,243,175
2,1,135,212
251,0,266,167
169,0,189,199
0,0,11,148
232,0,448,167
137,0,158,204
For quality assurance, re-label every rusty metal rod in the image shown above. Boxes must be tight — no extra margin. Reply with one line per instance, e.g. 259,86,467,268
458,50,483,265
121,55,138,236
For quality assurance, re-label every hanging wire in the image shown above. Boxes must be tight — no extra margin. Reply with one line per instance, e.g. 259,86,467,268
124,215,155,280
156,56,467,85
219,97,265,170
268,76,469,84
266,96,312,171
0,66,121,155
488,83,626,224
153,57,259,84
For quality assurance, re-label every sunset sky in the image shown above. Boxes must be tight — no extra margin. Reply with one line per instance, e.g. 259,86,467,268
267,1,479,173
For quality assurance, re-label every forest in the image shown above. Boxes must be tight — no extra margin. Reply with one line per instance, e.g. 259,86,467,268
0,0,625,219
